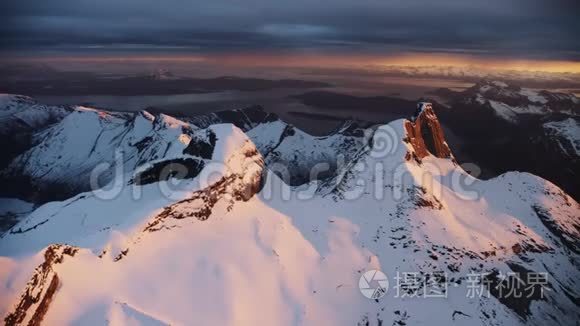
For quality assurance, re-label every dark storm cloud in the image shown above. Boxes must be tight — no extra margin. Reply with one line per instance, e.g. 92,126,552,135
1,0,579,60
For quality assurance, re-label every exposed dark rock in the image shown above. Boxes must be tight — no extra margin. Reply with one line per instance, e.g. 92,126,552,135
182,129,217,159
133,136,154,152
408,186,443,210
451,310,471,320
143,141,264,232
4,244,78,326
114,249,129,262
483,263,548,320
132,158,205,186
404,103,452,160
532,205,580,254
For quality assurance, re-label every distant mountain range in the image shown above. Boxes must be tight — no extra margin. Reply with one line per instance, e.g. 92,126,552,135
431,80,579,200
305,65,580,89
280,81,580,200
0,94,366,204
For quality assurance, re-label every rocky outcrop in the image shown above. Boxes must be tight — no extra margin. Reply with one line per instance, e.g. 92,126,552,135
144,139,264,232
404,102,452,160
131,158,206,186
4,244,78,326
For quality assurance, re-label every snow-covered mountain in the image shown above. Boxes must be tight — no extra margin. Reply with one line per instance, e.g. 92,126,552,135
438,80,579,123
0,106,203,202
0,101,578,325
0,95,71,171
0,95,71,136
431,81,580,201
0,95,365,204
0,198,34,233
543,118,580,157
370,65,580,89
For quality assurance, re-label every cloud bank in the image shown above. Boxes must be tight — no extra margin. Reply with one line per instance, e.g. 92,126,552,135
1,0,579,60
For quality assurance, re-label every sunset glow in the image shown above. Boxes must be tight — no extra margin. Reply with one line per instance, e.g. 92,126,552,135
8,52,579,74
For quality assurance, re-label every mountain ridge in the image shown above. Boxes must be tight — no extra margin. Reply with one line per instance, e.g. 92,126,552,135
1,100,578,325
0,94,579,325
0,95,367,205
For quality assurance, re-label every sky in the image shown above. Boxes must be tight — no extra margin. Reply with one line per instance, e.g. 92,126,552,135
1,0,579,68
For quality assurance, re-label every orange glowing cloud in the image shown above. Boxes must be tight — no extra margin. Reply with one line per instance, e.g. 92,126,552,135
204,52,580,73
6,52,580,74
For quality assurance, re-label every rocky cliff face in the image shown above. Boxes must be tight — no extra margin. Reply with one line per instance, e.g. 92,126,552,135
144,137,265,232
404,102,452,161
4,245,78,326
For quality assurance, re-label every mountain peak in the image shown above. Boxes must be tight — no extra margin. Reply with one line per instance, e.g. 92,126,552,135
1,96,579,326
405,102,452,161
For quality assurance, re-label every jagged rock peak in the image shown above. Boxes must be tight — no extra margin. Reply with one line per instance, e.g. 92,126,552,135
405,102,452,160
4,244,79,326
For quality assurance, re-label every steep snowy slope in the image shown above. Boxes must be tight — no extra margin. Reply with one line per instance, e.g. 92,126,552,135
1,107,200,202
0,198,34,233
543,118,580,157
0,94,71,171
171,105,367,185
246,119,365,185
0,94,71,135
1,105,578,326
184,105,367,185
